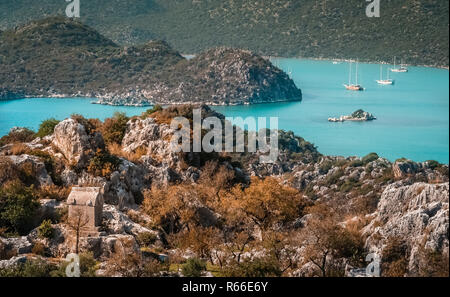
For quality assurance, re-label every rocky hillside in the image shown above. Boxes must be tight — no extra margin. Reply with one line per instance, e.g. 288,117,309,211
0,106,448,277
0,17,301,105
0,0,448,67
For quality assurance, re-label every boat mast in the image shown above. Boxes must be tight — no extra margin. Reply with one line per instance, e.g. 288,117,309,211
380,64,382,80
355,60,359,85
349,61,352,85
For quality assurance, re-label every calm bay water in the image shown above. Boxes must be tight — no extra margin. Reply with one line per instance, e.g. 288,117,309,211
0,58,448,163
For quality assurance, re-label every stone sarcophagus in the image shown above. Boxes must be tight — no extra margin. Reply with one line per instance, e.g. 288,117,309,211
67,187,103,230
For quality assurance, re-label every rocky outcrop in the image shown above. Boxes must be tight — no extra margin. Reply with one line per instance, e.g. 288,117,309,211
392,160,423,179
60,159,148,208
122,118,182,187
364,182,449,274
0,236,33,256
52,118,104,167
102,204,155,237
6,154,53,186
392,160,448,182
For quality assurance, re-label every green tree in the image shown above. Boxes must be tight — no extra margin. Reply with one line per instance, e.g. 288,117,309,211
38,219,54,239
0,181,39,235
101,112,129,145
36,118,60,138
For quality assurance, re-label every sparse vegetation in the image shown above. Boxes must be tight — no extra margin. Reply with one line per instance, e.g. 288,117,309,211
181,258,207,277
101,112,129,145
36,118,60,138
38,219,54,239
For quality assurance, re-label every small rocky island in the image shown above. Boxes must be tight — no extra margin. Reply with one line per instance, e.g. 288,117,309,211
328,109,377,122
0,17,302,106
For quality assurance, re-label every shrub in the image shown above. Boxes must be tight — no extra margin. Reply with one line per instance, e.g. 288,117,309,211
362,153,379,164
101,112,129,145
142,105,163,118
52,252,97,277
339,180,359,193
38,219,54,239
318,160,333,174
325,169,344,185
36,118,60,138
87,149,121,178
426,160,440,169
36,185,71,202
181,258,206,277
417,249,449,277
108,143,146,164
0,128,35,146
0,180,39,235
10,143,31,155
0,259,58,277
70,114,101,135
229,177,308,229
349,159,363,167
31,242,46,256
137,232,158,247
425,160,448,177
382,237,408,277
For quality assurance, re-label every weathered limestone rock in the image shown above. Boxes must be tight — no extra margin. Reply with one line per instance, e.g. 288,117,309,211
81,234,140,260
0,255,28,269
0,236,33,256
7,154,53,186
393,160,422,179
364,182,449,274
102,204,155,237
52,118,104,167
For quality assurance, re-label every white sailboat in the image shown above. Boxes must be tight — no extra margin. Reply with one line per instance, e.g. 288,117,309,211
376,64,395,85
344,60,364,91
391,57,408,73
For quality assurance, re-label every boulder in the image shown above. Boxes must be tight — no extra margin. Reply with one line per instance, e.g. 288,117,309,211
52,118,104,167
7,154,53,186
393,160,422,179
81,234,140,260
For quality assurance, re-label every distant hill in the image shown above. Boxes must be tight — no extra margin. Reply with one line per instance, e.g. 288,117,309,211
0,17,301,105
0,0,448,67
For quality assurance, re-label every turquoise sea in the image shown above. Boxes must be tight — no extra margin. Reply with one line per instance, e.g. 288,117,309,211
0,58,448,163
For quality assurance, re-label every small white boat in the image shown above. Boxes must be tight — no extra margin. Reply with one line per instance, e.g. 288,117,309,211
390,57,408,73
344,60,364,91
376,64,395,85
